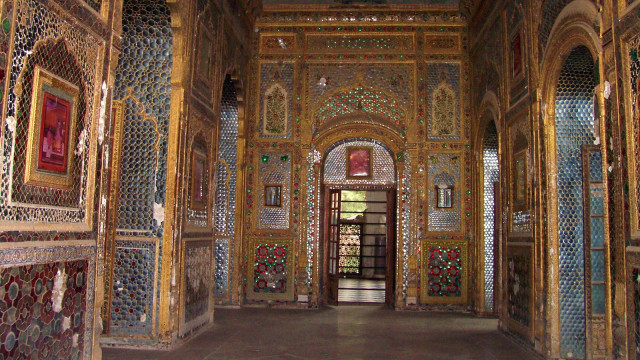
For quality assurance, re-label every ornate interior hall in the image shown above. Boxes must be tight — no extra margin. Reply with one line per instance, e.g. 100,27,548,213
0,0,638,359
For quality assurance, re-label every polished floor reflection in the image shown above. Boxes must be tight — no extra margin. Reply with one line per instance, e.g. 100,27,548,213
338,278,385,303
102,306,542,360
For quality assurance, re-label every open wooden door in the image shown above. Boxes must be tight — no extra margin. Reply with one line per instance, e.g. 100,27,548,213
385,189,396,307
325,189,341,305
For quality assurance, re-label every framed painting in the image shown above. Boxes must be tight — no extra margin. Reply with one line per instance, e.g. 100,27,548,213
346,146,372,180
25,66,79,190
511,30,524,81
435,185,454,208
196,23,214,86
513,150,527,207
190,146,208,211
264,185,282,208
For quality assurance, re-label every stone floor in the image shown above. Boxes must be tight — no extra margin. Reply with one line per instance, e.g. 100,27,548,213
102,306,542,360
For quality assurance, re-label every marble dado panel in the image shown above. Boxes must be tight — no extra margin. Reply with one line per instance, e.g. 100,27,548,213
181,239,212,335
0,0,103,230
507,244,534,342
0,243,96,359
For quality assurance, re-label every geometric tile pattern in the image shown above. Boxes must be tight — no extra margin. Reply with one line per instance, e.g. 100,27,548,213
324,139,396,187
109,240,156,335
114,0,173,237
482,122,499,312
257,152,291,230
215,76,239,237
0,260,88,359
11,39,85,208
313,87,407,134
308,64,413,113
214,76,239,302
425,245,462,297
253,243,289,294
554,45,595,359
427,152,461,232
539,0,573,61
0,0,100,224
84,0,102,12
214,238,229,299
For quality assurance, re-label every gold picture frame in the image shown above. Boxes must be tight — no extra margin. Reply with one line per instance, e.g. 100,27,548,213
264,184,282,208
435,185,454,208
190,145,208,212
25,66,79,190
346,146,373,180
196,23,214,86
510,29,524,81
513,149,527,210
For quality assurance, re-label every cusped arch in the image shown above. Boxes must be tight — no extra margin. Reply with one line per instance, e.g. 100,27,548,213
541,0,600,62
538,12,601,359
540,11,599,128
314,119,405,157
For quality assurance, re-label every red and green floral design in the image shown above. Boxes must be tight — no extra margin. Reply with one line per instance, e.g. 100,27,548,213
427,245,462,297
253,243,288,293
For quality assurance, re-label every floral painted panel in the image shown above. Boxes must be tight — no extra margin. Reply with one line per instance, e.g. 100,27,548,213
426,245,462,297
253,243,288,294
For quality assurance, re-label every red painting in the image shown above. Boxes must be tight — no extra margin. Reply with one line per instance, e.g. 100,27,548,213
347,147,371,179
38,92,71,174
512,32,522,79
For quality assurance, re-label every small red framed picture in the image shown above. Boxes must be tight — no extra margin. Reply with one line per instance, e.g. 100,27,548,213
38,92,71,173
190,145,208,211
346,146,372,179
25,66,79,190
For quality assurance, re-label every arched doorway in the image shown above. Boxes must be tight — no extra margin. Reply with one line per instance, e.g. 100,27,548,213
548,44,601,359
320,138,397,306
